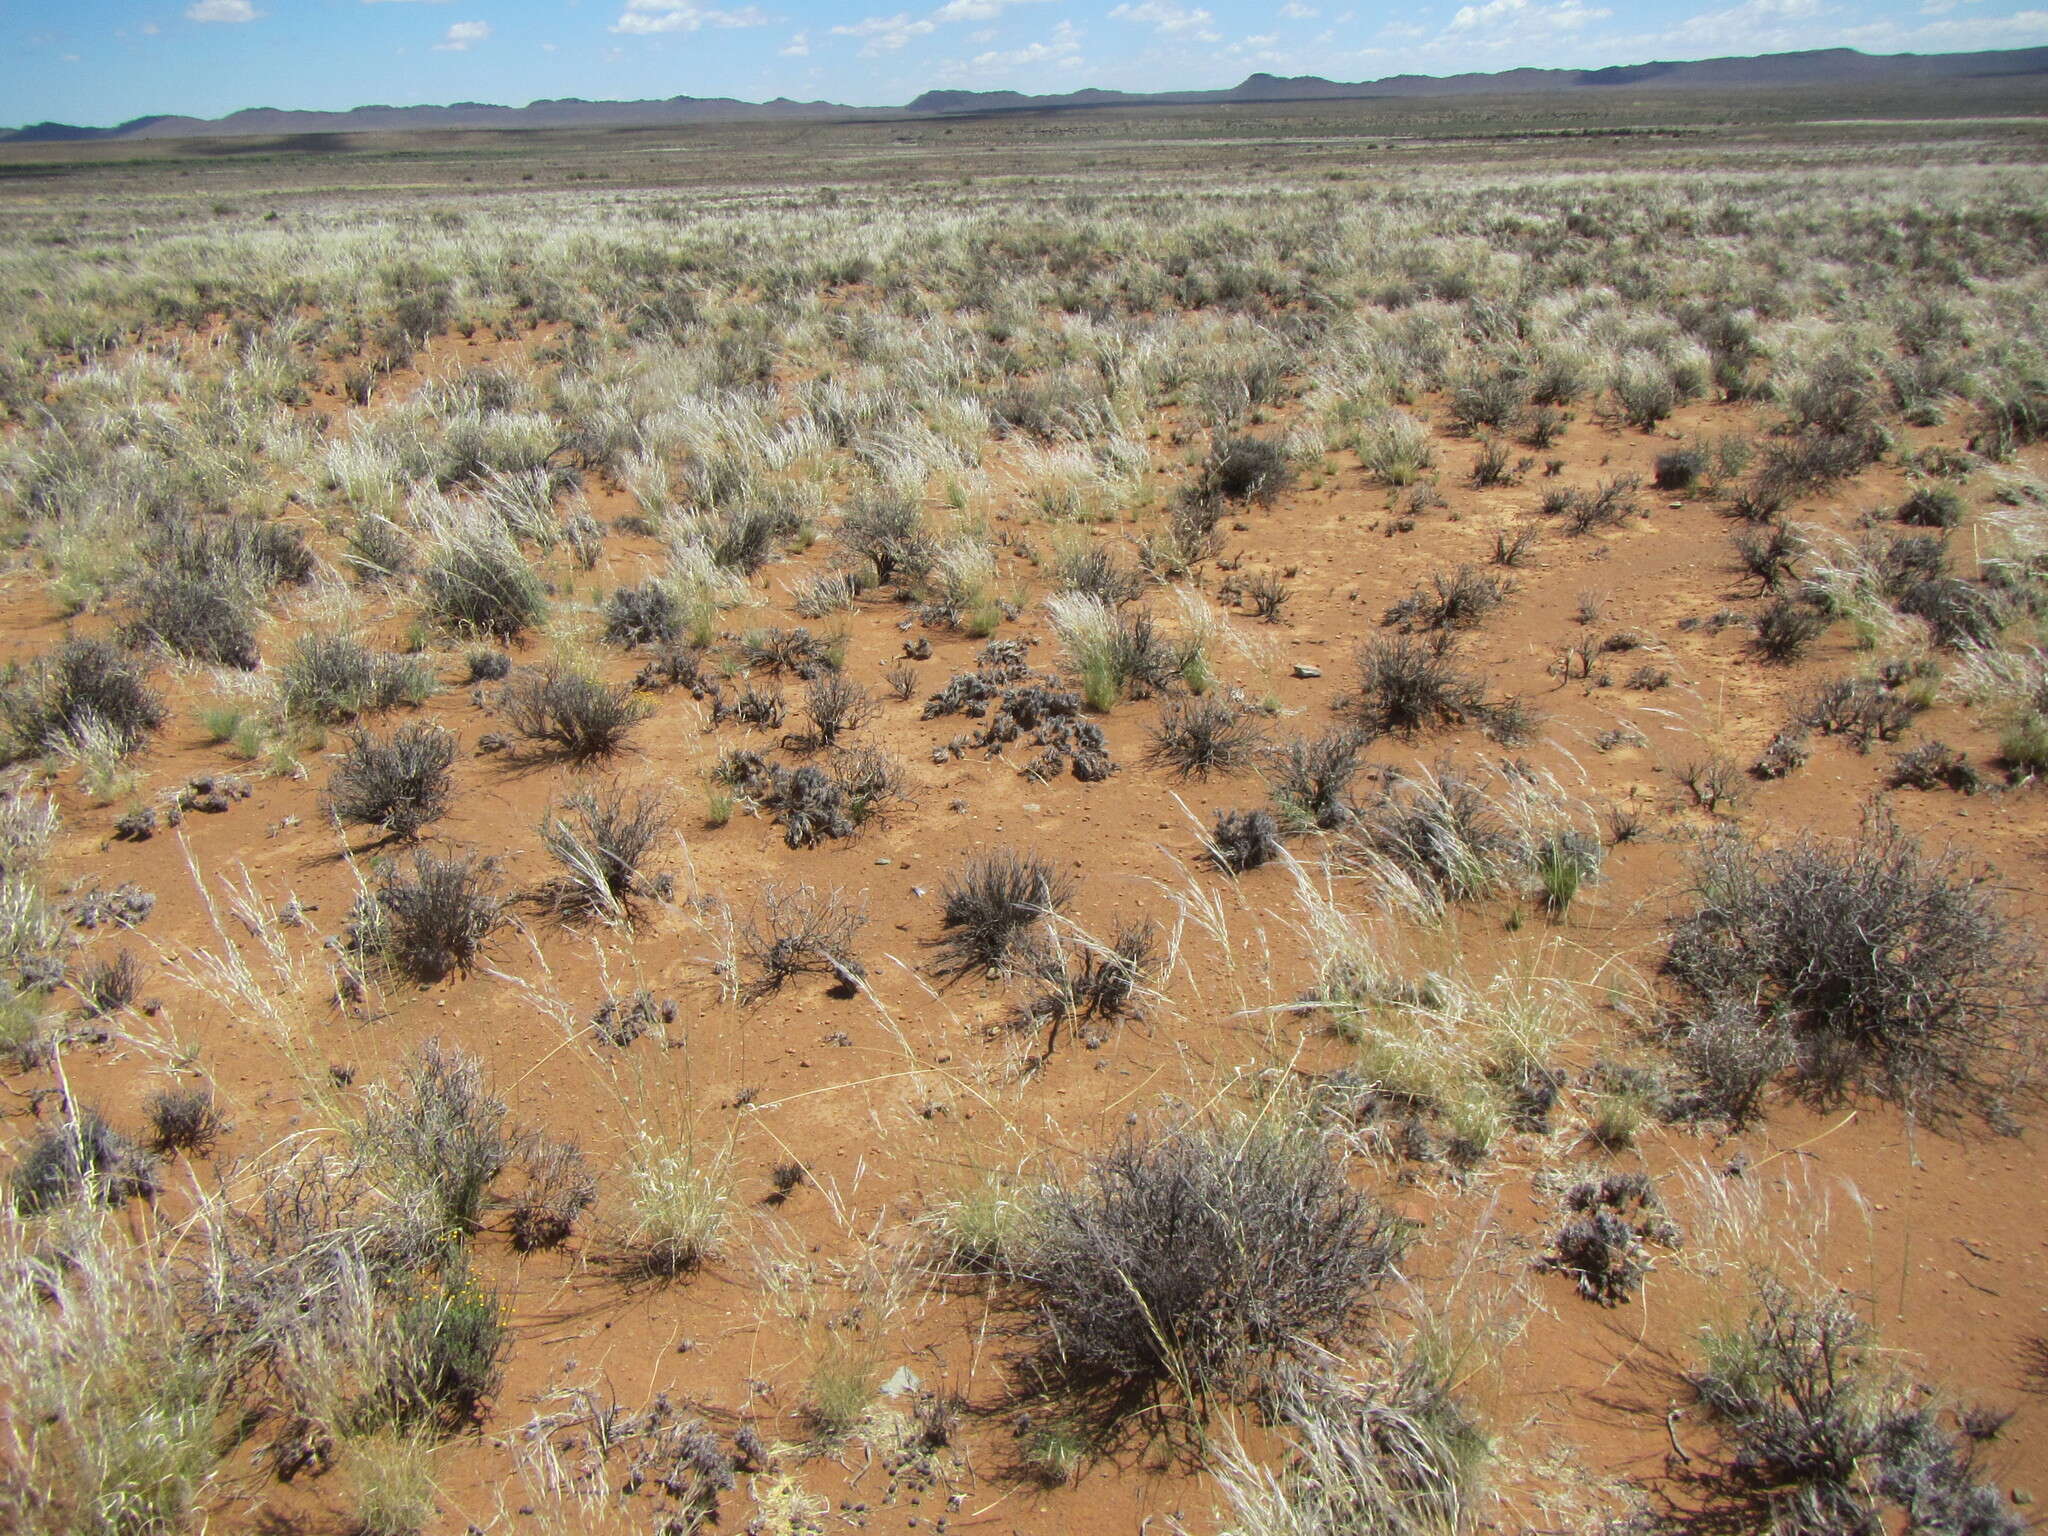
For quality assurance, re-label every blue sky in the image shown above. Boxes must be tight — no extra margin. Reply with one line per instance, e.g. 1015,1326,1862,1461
7,0,2048,127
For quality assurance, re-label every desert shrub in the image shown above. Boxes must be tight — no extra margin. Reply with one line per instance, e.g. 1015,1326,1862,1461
325,722,456,841
499,664,645,760
1383,565,1513,632
1339,637,1489,739
1490,526,1540,567
372,851,502,982
799,674,878,748
374,1266,507,1431
1013,921,1159,1038
280,636,434,724
464,648,511,683
1243,570,1291,623
1267,729,1365,831
1046,595,1181,710
1898,484,1965,528
1466,437,1522,488
1663,816,2037,1120
590,989,673,1047
610,1130,733,1280
1751,727,1812,780
1347,763,1516,905
1896,576,2005,649
1798,675,1922,749
1353,409,1436,485
1970,379,2048,458
839,491,935,588
1731,522,1806,593
1540,1173,1677,1306
602,581,684,648
1748,429,1886,510
738,625,843,678
935,847,1072,977
1654,447,1707,490
1610,359,1681,431
2000,711,2048,777
741,884,869,1001
1146,696,1265,780
347,512,415,584
145,1084,225,1154
0,638,165,762
506,1135,597,1252
714,746,909,848
1890,741,1980,794
359,1040,510,1238
706,504,783,574
1209,808,1283,874
1549,475,1644,536
1052,543,1146,608
1147,487,1227,575
1690,1276,2020,1536
713,681,785,729
0,1214,223,1536
11,1108,157,1214
421,523,547,640
152,513,316,591
1864,531,1950,604
1751,595,1829,662
1195,435,1293,506
540,784,672,918
1448,369,1529,434
1675,754,1745,815
122,571,259,668
1014,1119,1405,1406
1785,351,1885,438
76,948,141,1017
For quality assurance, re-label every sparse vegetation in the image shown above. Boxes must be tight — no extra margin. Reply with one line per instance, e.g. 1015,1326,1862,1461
9,100,2048,1536
935,848,1072,977
325,722,457,841
369,851,503,982
1013,1117,1406,1408
1664,815,2037,1121
499,664,645,761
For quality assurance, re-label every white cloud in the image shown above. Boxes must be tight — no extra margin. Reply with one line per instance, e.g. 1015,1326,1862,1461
1279,2,1320,16
1108,2,1220,40
932,0,1053,20
362,0,453,6
141,19,161,32
827,0,1051,56
185,0,261,21
433,18,490,49
781,29,811,54
611,0,770,34
1445,0,1611,33
830,11,939,53
933,16,1083,78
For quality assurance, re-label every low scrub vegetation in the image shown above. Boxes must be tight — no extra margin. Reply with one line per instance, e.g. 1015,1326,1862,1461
1663,815,2038,1123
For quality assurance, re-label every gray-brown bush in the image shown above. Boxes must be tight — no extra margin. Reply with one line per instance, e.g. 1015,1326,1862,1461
1663,815,2038,1122
1013,1119,1406,1409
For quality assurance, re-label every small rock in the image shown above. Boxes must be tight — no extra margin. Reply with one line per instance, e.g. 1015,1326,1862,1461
1292,663,1322,679
875,857,892,866
2014,1489,2034,1507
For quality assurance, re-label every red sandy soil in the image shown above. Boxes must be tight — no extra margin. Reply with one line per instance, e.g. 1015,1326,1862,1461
9,323,2048,1533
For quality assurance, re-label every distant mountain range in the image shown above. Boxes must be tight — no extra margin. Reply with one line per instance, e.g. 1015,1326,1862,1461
9,45,2047,143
